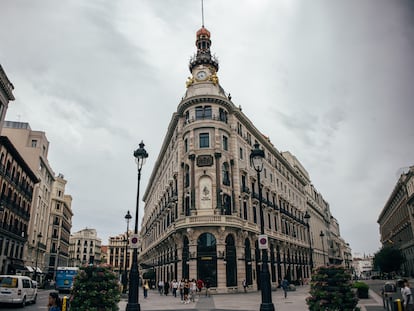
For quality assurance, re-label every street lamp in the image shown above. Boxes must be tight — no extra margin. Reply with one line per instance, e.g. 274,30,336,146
123,210,132,293
320,231,326,265
304,211,314,273
53,245,61,281
250,143,275,311
34,232,42,281
126,141,148,311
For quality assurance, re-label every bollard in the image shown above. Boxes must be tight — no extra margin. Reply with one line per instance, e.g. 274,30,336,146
394,298,402,311
62,296,67,311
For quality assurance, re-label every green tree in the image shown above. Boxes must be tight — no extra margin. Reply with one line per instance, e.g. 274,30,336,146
373,246,405,274
71,264,121,311
306,265,358,311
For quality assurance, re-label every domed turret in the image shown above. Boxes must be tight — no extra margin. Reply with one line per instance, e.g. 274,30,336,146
189,26,218,72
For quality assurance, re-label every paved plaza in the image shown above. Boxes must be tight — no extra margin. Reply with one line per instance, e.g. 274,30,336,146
118,285,384,311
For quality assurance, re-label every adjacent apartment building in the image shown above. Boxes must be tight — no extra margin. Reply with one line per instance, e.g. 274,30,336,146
378,166,414,277
138,24,351,292
0,65,38,275
69,228,102,266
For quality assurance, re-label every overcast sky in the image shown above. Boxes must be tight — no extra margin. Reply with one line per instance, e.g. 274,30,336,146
1,0,413,255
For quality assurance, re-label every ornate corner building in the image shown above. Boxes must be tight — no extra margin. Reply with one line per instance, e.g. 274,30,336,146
378,166,414,277
139,25,351,292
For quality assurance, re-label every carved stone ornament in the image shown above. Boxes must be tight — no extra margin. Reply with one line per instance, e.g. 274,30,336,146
196,155,213,167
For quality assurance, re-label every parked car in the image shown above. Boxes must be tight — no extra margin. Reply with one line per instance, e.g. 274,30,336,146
0,275,37,306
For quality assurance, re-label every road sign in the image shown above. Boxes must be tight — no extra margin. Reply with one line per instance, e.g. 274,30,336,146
130,234,139,249
258,234,268,249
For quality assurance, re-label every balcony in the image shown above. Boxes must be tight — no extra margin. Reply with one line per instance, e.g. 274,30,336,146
241,186,250,194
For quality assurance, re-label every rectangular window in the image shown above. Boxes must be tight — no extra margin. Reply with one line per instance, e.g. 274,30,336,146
199,133,210,148
219,108,228,123
204,106,212,119
195,106,212,120
195,106,204,119
31,140,37,148
222,136,228,151
239,147,243,159
184,139,188,153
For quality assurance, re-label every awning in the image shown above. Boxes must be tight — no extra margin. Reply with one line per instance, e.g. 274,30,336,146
25,266,34,272
35,267,42,273
12,264,26,271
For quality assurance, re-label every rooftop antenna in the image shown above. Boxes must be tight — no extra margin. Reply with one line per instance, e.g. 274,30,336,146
201,0,205,27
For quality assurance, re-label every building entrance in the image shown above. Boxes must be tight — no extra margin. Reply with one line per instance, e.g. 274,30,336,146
197,233,217,287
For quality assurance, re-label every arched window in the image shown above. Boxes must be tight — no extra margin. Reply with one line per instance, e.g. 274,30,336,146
222,163,230,186
182,236,189,279
225,235,237,286
245,239,252,285
184,165,190,188
197,233,217,287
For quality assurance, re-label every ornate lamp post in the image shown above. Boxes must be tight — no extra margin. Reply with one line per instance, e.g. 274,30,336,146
123,210,132,293
250,143,275,311
304,211,314,274
126,141,148,311
320,231,326,265
34,232,42,281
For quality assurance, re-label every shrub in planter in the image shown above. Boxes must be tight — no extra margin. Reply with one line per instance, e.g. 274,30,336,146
353,281,369,299
70,264,121,311
307,265,358,311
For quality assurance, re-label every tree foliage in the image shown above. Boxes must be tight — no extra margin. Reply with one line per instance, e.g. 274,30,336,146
71,264,121,311
306,265,358,311
373,246,405,273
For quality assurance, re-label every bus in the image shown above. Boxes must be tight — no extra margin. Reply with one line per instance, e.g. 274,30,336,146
55,267,79,293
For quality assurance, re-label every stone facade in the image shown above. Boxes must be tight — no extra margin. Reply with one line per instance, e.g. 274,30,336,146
2,121,55,278
0,136,37,274
378,166,414,277
69,228,102,266
139,25,351,293
47,174,73,278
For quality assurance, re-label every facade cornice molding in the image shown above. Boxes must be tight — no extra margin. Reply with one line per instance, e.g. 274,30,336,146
0,65,15,101
143,112,180,201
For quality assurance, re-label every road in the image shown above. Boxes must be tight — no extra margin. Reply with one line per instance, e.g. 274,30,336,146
0,290,65,310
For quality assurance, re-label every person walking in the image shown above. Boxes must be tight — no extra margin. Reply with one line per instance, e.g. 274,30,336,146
205,279,211,297
158,280,164,295
190,279,197,302
197,278,204,295
401,280,413,311
143,281,149,299
281,278,289,298
164,280,169,296
172,279,178,298
48,292,61,311
242,279,247,293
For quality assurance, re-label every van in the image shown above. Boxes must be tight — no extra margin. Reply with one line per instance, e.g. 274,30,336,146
0,275,37,306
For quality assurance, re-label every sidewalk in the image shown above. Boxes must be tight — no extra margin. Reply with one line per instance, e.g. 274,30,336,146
118,285,385,311
118,285,310,311
358,289,385,311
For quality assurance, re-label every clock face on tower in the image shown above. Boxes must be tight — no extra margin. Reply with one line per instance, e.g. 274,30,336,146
196,70,207,81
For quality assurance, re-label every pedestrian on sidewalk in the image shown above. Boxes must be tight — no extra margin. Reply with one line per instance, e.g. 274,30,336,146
205,279,211,297
281,277,289,298
143,281,149,299
172,279,178,297
401,280,414,311
158,280,164,295
242,279,247,293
